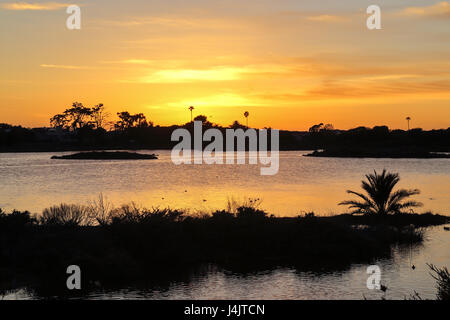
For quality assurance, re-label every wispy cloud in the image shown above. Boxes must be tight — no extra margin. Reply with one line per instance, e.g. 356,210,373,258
99,15,241,30
306,15,348,23
40,64,88,69
101,59,153,65
121,64,296,84
1,2,73,11
270,79,450,102
304,80,450,100
126,67,244,83
400,1,450,18
361,74,420,81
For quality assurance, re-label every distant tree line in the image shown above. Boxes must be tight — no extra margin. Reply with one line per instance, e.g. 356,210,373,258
0,102,449,152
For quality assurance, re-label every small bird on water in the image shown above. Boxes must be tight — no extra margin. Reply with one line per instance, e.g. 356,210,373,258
412,265,416,270
380,284,388,292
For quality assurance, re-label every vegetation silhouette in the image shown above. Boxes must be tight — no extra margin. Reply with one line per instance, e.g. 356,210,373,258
50,102,109,131
115,111,151,130
0,194,448,297
305,147,450,158
339,170,423,215
1,102,449,153
428,264,450,301
244,111,249,128
50,151,157,160
188,106,195,122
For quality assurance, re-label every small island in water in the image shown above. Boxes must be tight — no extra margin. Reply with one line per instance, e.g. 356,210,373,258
51,151,158,160
305,147,450,159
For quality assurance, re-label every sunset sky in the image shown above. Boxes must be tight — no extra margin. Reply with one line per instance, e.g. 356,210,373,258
0,0,449,130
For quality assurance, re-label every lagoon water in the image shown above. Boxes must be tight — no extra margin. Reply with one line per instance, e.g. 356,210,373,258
0,150,449,215
3,225,449,300
0,150,449,300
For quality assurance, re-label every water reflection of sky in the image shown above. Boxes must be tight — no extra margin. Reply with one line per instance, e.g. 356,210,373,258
0,151,448,216
3,225,448,300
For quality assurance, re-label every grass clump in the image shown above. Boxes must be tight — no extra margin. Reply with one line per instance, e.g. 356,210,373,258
428,264,450,301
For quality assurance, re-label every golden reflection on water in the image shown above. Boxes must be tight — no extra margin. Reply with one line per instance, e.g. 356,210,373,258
0,151,448,216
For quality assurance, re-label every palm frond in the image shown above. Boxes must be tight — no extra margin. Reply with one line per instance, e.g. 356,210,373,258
397,201,423,209
339,170,421,215
345,190,376,207
338,200,376,215
388,189,420,205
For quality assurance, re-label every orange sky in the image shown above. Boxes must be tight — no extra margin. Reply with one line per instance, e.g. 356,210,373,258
0,0,449,130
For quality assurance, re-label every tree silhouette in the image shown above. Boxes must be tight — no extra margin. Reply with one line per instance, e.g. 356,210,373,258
50,102,99,130
188,106,195,122
50,113,69,129
194,115,207,123
244,111,249,128
406,117,411,131
115,111,133,130
309,123,324,133
193,115,214,128
91,104,109,129
65,103,93,130
115,112,150,130
339,170,422,215
229,120,246,129
133,113,150,128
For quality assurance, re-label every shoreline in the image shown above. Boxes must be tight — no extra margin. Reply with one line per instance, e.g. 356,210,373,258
305,150,450,159
2,147,450,160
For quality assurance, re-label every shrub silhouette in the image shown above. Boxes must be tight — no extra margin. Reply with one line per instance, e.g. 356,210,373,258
40,204,91,226
106,204,186,225
428,264,450,301
235,206,268,219
87,193,115,226
0,209,35,229
211,210,234,220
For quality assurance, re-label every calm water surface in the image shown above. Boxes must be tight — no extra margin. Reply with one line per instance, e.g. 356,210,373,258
0,151,448,300
3,225,449,300
0,150,449,215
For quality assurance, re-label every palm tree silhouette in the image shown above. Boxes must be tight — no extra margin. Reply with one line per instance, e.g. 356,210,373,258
339,170,422,215
244,111,249,128
406,117,411,131
188,106,195,122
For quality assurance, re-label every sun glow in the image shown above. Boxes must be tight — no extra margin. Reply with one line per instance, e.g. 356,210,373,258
166,93,264,108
